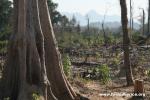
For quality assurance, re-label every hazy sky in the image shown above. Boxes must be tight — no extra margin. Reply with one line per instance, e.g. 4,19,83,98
54,0,148,18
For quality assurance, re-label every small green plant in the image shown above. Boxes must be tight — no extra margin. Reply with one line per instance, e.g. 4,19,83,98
95,52,100,60
112,57,120,69
97,64,110,84
63,54,71,76
145,69,150,77
147,70,150,77
32,93,40,100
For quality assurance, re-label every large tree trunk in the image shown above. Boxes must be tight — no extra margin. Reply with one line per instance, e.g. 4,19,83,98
148,0,150,34
38,0,77,100
0,0,78,100
120,0,134,86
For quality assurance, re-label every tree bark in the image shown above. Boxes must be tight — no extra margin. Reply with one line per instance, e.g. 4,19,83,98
38,0,77,100
0,0,78,100
142,9,145,35
120,0,134,86
148,0,150,34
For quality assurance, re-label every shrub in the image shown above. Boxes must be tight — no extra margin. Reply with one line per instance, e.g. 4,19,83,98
95,52,100,60
97,64,110,84
132,32,146,44
144,69,150,77
111,57,120,69
0,25,12,41
62,54,72,77
32,93,40,100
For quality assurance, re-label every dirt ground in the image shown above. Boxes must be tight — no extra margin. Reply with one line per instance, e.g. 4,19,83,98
72,76,150,100
68,46,150,100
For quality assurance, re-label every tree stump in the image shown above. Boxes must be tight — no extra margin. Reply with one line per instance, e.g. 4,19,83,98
133,79,144,100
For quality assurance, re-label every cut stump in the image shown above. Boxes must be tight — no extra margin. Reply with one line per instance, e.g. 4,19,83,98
133,79,144,100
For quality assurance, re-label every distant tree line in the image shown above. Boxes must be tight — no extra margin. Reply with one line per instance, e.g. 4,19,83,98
0,0,76,40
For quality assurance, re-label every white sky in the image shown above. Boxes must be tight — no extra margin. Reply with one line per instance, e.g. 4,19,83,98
9,0,148,20
54,0,148,18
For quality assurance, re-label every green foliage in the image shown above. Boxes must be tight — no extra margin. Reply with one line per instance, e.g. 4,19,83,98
57,31,122,50
32,93,40,100
0,40,8,54
145,69,150,77
95,52,100,60
0,25,12,40
132,32,146,44
105,34,117,44
58,32,90,48
47,0,60,25
47,0,69,26
111,57,120,69
58,32,76,48
0,0,12,42
148,72,150,77
97,64,110,84
0,0,12,31
96,36,105,45
76,76,91,84
63,54,72,76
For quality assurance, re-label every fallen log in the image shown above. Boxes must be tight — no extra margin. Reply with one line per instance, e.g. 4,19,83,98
71,61,101,67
